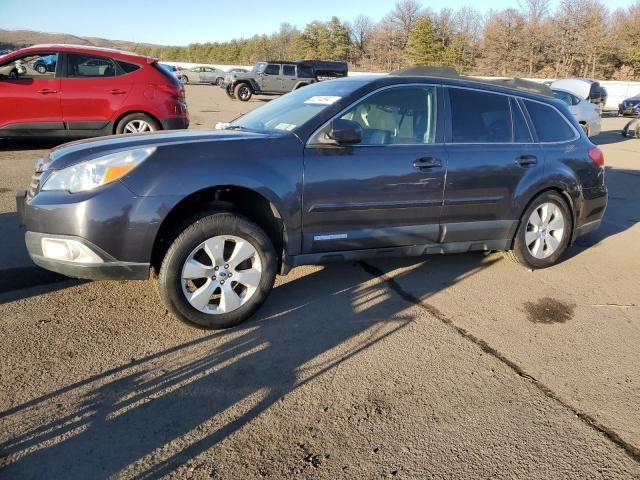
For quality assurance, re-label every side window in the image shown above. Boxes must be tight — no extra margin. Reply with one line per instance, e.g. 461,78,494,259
0,52,58,79
552,90,572,106
449,88,512,143
116,60,141,75
511,98,532,143
283,65,296,76
339,86,437,145
570,94,581,106
66,54,116,78
524,100,576,142
264,64,280,75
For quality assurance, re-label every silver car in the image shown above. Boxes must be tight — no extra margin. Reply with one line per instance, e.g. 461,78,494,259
179,66,225,85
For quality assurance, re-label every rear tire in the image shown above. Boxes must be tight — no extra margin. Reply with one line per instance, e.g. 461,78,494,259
115,113,161,135
234,83,253,101
508,191,572,269
181,75,189,84
226,85,235,99
158,213,277,329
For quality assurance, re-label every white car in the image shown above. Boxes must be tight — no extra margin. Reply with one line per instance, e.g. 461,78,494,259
551,88,601,137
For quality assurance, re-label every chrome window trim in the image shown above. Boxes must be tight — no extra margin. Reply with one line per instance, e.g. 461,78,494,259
306,83,440,147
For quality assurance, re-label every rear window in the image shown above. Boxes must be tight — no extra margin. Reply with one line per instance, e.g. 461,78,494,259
151,62,181,88
524,100,576,142
449,88,512,143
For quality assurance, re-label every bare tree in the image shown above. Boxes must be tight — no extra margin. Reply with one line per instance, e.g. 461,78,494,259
385,0,425,49
349,14,374,65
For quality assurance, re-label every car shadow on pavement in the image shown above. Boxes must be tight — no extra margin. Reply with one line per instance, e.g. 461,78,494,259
591,127,636,146
0,139,73,152
0,212,86,302
0,254,499,479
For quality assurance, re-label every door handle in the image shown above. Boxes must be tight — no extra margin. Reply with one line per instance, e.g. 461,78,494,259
37,89,57,94
516,155,538,167
110,89,127,95
413,157,442,170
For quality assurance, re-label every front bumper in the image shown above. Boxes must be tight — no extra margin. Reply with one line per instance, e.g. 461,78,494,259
17,181,180,281
25,231,149,280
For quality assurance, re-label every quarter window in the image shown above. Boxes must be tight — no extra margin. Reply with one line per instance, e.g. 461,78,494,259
339,86,437,145
264,64,280,75
66,53,116,78
524,100,576,142
116,60,141,74
449,88,512,143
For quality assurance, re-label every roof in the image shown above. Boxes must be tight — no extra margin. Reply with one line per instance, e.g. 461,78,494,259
13,44,152,61
390,66,553,98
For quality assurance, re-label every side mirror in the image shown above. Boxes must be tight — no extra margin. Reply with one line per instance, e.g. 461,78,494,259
328,119,362,145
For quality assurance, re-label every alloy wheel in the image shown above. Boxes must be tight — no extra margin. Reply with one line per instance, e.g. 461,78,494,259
181,235,263,314
123,120,154,133
525,202,565,259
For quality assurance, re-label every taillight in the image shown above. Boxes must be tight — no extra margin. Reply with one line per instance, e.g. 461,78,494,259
588,147,604,168
156,83,183,100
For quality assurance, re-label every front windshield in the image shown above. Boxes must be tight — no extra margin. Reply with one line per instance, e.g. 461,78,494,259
252,62,266,73
229,79,369,133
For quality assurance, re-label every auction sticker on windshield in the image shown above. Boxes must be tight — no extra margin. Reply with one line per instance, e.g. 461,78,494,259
304,96,342,105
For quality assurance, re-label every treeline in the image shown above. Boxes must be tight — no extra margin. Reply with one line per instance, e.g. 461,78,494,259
134,0,640,80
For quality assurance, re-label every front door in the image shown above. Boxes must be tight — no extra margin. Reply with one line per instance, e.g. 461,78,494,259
60,52,132,131
441,88,542,243
0,51,62,131
260,64,282,92
302,85,447,253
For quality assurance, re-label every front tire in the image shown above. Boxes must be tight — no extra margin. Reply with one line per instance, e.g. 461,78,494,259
234,83,253,101
508,191,572,269
158,213,277,329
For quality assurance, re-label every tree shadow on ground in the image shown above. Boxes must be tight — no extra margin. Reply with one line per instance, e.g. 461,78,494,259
0,253,499,479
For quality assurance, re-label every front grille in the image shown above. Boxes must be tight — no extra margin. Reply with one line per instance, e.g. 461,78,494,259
27,157,48,199
27,171,42,199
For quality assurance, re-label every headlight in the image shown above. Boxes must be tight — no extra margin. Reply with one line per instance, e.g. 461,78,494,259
41,147,155,193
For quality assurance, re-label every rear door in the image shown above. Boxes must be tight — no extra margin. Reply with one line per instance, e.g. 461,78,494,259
441,88,542,243
0,51,62,131
281,65,297,91
60,52,133,131
302,84,447,253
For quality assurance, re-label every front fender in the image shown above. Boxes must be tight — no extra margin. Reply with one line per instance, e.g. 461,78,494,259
120,135,305,254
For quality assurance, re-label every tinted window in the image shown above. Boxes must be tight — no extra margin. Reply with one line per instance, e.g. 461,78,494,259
0,52,58,79
524,100,575,142
340,86,437,145
449,88,512,143
283,65,295,76
117,60,140,74
552,90,574,106
264,64,280,75
511,98,532,143
66,53,115,78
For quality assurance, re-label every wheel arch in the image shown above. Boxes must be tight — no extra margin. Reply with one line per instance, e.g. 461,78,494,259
112,110,162,134
151,185,288,275
512,186,576,247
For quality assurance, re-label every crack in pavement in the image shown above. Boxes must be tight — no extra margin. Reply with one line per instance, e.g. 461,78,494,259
357,261,640,465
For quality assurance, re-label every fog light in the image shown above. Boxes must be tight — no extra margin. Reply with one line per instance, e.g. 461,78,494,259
41,238,103,263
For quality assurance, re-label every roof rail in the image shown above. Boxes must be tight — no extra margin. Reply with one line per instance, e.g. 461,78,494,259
390,65,552,97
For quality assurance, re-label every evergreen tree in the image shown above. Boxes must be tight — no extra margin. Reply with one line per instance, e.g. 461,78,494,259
406,16,444,65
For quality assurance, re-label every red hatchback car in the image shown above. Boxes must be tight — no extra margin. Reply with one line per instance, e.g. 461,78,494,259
0,44,189,137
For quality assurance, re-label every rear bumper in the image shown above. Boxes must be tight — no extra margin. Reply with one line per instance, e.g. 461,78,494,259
161,116,189,130
574,185,607,240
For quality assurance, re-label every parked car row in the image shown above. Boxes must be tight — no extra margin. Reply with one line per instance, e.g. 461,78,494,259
0,44,189,138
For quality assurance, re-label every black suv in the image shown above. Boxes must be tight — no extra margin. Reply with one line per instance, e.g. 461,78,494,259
17,68,607,329
223,60,348,101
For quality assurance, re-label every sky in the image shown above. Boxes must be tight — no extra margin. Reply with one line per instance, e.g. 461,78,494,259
0,0,631,46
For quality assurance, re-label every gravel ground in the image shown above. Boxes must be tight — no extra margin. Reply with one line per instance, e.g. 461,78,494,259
0,86,639,479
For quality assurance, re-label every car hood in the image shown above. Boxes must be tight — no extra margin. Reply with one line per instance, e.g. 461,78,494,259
45,129,292,170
